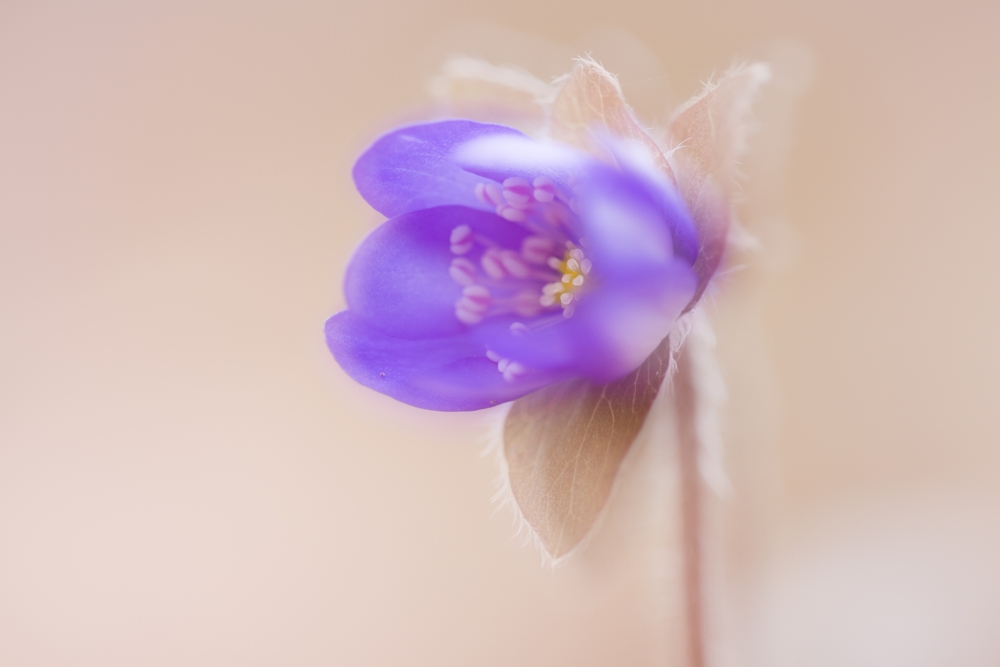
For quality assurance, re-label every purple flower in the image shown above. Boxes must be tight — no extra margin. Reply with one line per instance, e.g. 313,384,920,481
325,119,702,411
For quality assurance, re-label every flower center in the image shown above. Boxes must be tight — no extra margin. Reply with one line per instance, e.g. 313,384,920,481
540,245,591,318
445,176,590,382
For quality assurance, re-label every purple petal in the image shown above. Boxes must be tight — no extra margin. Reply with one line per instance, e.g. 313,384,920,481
452,134,587,190
576,162,684,279
600,137,700,265
325,311,563,411
344,206,529,340
352,120,526,218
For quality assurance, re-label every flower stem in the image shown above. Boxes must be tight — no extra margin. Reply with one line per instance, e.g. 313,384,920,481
676,349,706,667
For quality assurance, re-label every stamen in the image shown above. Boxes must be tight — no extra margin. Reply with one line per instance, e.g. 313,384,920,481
532,176,555,203
510,322,529,336
481,249,507,280
455,284,491,325
538,243,590,317
483,183,504,207
461,284,490,306
498,205,527,223
485,350,503,363
521,236,555,265
502,361,527,382
542,202,572,228
475,183,489,204
499,250,530,279
502,177,532,209
450,225,473,255
456,305,484,325
513,289,542,317
449,257,476,285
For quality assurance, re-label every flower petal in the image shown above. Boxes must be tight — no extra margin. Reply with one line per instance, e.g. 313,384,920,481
599,137,700,265
576,161,679,277
325,311,562,411
344,206,528,340
352,120,526,218
452,134,588,189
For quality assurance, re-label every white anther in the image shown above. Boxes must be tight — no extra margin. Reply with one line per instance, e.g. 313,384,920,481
475,183,489,204
533,188,555,203
570,248,584,261
560,292,574,306
566,258,580,272
521,236,555,265
455,308,483,325
450,224,472,244
497,358,510,373
461,284,491,306
481,250,507,279
499,250,530,278
510,322,529,336
502,362,527,382
561,274,572,283
532,176,556,203
543,203,571,227
503,176,532,194
484,183,505,207
547,257,562,270
540,294,557,307
486,350,503,363
580,259,592,275
455,285,490,324
572,275,585,287
449,257,477,285
502,189,531,209
449,225,473,255
562,305,575,318
542,283,562,295
498,205,526,223
514,290,541,317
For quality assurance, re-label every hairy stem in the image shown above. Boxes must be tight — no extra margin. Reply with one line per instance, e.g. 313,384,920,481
676,349,705,667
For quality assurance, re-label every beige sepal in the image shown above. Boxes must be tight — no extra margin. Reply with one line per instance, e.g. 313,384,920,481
549,57,676,182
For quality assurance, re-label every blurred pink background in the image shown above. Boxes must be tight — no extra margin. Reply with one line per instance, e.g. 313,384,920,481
1,1,999,665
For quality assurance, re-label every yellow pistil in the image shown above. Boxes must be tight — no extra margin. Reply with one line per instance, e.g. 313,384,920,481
540,245,592,317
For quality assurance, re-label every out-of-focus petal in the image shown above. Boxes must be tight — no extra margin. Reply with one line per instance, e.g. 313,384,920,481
600,137,700,264
344,206,528,340
575,161,677,276
325,311,563,411
352,120,525,218
452,134,588,188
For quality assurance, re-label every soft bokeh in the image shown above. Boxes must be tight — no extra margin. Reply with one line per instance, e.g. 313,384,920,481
1,1,998,665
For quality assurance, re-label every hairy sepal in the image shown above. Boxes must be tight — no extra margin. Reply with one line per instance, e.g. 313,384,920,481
501,337,673,561
668,62,771,302
549,57,676,182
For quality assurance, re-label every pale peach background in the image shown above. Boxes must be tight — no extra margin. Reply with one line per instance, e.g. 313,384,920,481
2,1,999,666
